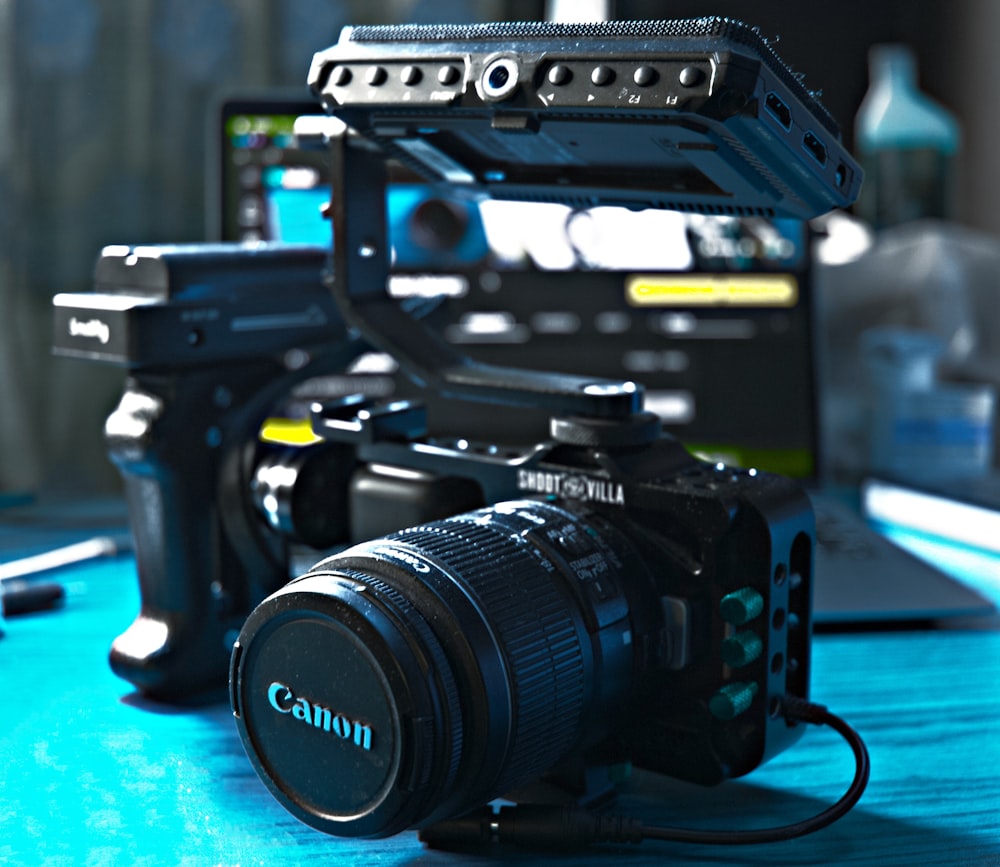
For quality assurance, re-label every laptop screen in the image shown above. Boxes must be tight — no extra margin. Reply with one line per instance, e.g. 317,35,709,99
212,97,330,244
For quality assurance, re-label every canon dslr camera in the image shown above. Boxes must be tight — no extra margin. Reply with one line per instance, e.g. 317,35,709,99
229,397,813,839
226,15,860,842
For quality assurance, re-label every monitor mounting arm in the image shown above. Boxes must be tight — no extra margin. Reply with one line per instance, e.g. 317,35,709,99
326,123,643,420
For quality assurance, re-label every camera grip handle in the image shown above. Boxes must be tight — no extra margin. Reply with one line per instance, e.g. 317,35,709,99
106,344,359,699
104,370,285,699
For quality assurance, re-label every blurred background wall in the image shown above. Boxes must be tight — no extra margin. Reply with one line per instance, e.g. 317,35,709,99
0,0,990,496
0,0,537,495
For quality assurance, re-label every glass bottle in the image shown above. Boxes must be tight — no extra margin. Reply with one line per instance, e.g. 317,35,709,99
854,44,960,229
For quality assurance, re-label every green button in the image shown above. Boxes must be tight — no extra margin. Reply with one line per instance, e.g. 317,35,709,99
721,631,763,667
720,587,764,625
709,682,759,721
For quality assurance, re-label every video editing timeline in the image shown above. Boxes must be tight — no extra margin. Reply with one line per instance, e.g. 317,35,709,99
219,102,815,480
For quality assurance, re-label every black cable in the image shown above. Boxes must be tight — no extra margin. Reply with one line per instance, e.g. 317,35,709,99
640,697,870,845
420,697,870,851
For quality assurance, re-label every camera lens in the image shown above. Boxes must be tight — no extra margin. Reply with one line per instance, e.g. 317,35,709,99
251,441,355,549
231,499,650,838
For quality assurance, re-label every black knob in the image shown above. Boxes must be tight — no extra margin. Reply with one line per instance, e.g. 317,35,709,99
438,65,460,85
401,65,422,86
679,66,705,87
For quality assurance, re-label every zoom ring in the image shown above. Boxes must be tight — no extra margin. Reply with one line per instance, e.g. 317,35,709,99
388,514,589,794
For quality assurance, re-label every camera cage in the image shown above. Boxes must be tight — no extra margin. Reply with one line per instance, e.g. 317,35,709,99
324,122,645,420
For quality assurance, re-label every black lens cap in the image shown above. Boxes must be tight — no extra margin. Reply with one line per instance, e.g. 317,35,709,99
231,572,453,838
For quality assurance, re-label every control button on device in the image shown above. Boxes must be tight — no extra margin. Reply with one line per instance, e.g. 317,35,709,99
720,587,765,625
591,65,614,86
709,682,759,721
438,65,460,85
679,66,705,87
721,631,764,668
331,66,352,87
548,64,572,86
365,66,387,86
634,66,657,87
400,65,422,86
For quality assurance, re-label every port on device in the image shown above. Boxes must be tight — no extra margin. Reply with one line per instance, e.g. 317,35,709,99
481,57,520,101
764,92,792,130
802,131,827,166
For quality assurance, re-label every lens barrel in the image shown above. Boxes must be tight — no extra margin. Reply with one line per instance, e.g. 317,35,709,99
231,499,646,838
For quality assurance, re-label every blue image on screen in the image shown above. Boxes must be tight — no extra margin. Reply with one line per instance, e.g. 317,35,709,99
262,166,489,266
265,187,331,246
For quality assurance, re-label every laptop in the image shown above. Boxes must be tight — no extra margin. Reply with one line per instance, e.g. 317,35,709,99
212,93,993,625
209,93,329,244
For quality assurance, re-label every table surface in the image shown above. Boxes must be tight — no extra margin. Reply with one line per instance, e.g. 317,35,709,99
3,548,1000,866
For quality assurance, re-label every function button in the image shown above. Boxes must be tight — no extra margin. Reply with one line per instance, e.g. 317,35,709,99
365,66,387,86
331,66,352,87
591,65,615,86
400,65,422,86
548,64,572,86
633,65,657,87
438,65,460,85
679,66,706,87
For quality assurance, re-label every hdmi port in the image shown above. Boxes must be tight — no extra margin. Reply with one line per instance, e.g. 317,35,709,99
765,92,792,130
802,131,827,166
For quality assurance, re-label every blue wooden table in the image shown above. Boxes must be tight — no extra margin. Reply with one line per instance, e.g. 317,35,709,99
2,553,999,866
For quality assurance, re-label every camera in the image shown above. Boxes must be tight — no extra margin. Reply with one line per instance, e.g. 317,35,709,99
53,15,870,845
230,396,814,839
225,16,861,841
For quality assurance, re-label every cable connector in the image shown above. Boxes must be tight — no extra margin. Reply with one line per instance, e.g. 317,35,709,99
780,694,830,725
420,805,643,850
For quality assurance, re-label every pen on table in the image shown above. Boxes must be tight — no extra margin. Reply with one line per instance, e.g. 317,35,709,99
0,534,132,583
0,534,132,624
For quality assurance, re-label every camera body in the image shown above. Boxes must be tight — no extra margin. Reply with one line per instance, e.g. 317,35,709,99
229,396,814,838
